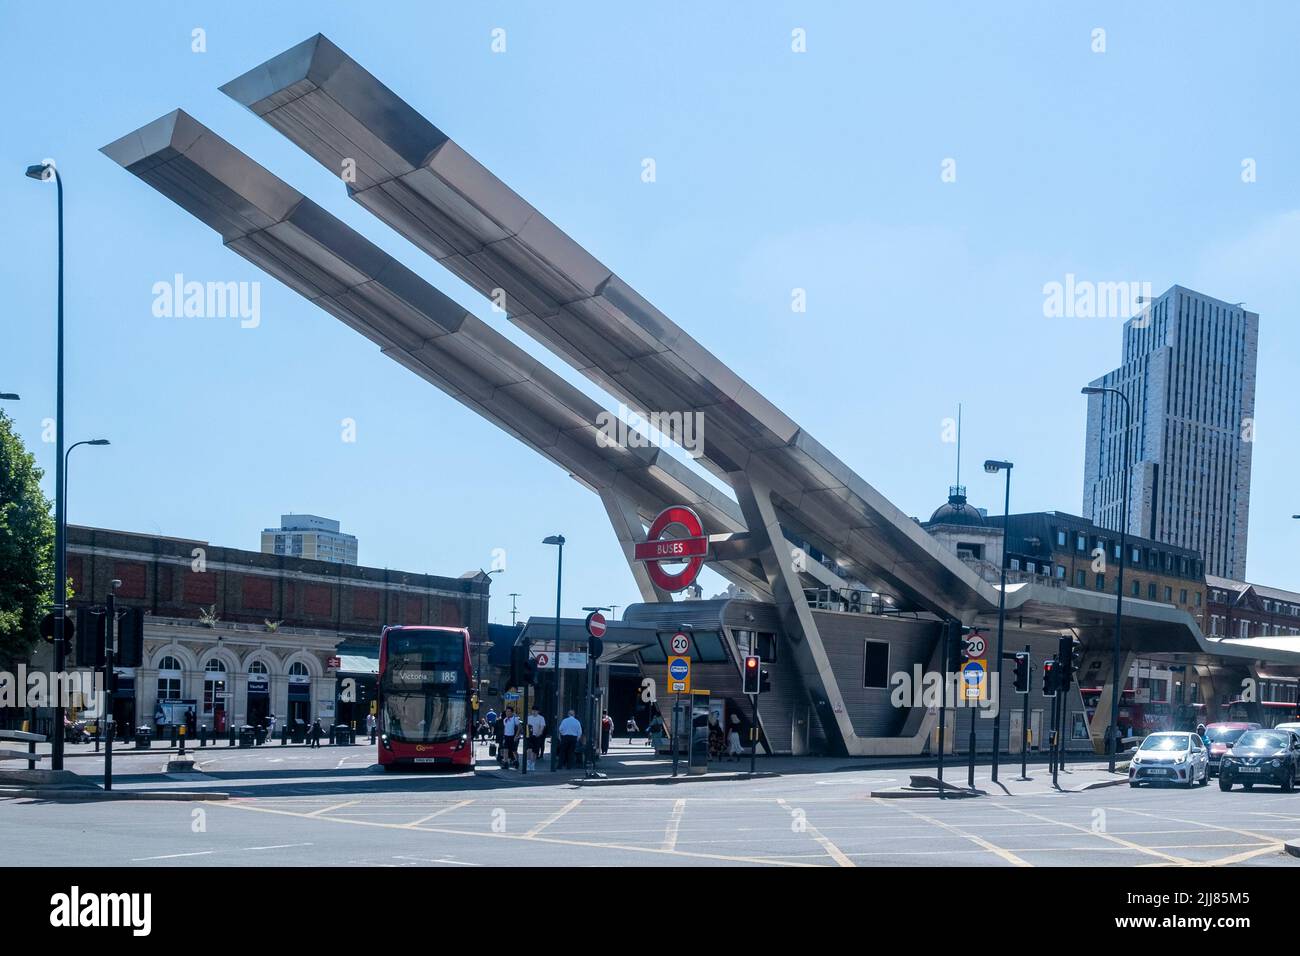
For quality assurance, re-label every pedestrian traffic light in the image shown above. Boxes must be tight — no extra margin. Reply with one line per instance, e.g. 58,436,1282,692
74,607,105,668
1042,658,1059,697
1013,652,1030,694
742,655,761,694
510,641,534,687
115,606,144,668
759,667,772,693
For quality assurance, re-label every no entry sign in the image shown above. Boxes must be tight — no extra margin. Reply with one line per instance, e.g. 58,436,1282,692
585,611,607,639
633,505,708,592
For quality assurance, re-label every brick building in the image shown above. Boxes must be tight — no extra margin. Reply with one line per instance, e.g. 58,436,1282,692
50,525,491,733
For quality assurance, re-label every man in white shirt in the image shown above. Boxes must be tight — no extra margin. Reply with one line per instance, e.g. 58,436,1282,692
526,707,546,767
557,710,582,769
502,707,520,769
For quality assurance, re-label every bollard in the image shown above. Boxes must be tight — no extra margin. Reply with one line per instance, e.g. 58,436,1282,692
281,726,288,746
327,726,336,745
94,721,101,754
178,724,187,756
200,725,207,748
228,726,236,747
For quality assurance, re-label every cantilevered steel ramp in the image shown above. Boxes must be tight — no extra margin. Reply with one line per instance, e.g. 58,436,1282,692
219,34,1000,622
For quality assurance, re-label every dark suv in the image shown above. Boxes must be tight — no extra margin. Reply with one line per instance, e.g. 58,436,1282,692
1218,729,1300,792
1203,721,1260,777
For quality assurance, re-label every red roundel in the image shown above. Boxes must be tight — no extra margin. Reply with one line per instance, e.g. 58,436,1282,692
634,505,708,592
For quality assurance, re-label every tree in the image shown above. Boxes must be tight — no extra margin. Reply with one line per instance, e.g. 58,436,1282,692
0,410,54,670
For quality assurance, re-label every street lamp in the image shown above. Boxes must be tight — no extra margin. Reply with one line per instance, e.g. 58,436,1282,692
0,393,19,401
27,160,67,768
543,535,565,770
1082,384,1132,773
983,458,1013,782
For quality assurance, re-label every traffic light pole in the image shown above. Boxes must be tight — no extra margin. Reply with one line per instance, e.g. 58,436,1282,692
103,591,116,792
1019,644,1031,781
749,692,758,775
937,621,949,799
1051,682,1061,789
967,695,976,789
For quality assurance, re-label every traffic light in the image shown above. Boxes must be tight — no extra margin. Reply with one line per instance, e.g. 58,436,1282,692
1042,658,1059,697
74,607,105,668
759,668,772,693
1013,652,1030,694
510,640,534,687
116,607,144,668
945,619,966,671
1057,635,1079,690
742,655,761,694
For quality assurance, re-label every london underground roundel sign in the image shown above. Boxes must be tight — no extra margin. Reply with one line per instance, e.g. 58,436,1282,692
633,505,709,592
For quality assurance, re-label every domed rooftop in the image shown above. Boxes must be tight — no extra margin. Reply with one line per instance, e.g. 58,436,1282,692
927,486,985,527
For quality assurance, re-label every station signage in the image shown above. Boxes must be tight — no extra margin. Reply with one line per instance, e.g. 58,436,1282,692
634,505,709,592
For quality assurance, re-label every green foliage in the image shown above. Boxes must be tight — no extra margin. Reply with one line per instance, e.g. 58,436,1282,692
0,411,54,669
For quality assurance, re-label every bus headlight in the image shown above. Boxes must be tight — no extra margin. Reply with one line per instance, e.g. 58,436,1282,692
380,733,392,751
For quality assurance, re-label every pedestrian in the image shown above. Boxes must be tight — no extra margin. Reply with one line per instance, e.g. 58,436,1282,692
502,706,520,769
625,716,639,745
485,707,498,728
309,718,323,748
527,706,546,768
365,712,376,738
492,711,506,762
727,721,744,762
648,712,665,750
600,711,613,754
266,712,276,743
558,709,582,769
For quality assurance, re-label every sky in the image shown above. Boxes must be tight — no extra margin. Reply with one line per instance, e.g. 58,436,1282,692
2,1,1298,624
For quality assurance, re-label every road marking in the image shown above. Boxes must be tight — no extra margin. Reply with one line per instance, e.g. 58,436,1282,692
994,804,1193,866
1201,844,1285,866
1107,805,1286,865
131,850,217,861
214,801,816,867
527,799,582,837
393,855,482,866
875,799,1031,867
404,800,474,827
243,843,313,851
306,799,360,817
662,799,686,851
776,798,855,867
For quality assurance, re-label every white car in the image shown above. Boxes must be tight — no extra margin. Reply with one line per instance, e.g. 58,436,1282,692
1128,731,1210,788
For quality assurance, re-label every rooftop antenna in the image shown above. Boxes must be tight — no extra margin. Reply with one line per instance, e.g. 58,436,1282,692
955,403,962,491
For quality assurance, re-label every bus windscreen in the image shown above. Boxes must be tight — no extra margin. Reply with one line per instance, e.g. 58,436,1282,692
381,631,468,744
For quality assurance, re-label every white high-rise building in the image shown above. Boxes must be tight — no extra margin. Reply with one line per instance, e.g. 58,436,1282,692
1083,285,1257,579
260,514,359,565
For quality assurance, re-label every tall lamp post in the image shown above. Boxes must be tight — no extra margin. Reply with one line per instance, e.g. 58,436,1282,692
0,393,19,401
26,160,65,768
63,439,110,552
543,535,565,770
983,459,1013,782
1083,384,1132,773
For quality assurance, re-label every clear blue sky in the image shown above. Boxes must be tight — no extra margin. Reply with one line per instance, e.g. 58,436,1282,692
2,2,1298,622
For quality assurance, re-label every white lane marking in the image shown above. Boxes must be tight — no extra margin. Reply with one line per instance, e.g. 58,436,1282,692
526,799,582,837
243,843,314,851
404,799,475,828
776,798,855,867
393,855,482,866
131,850,217,861
663,799,686,851
306,799,361,817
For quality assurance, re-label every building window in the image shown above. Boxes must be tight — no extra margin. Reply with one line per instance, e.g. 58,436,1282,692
203,659,227,716
1056,530,1066,547
863,640,889,689
1076,534,1086,552
1096,573,1105,591
289,662,310,681
1131,546,1140,564
248,660,268,675
1164,586,1173,603
1055,565,1065,579
1195,592,1202,607
1180,589,1188,605
1075,569,1086,588
1148,583,1157,600
157,656,183,702
1132,580,1140,597
1010,558,1021,571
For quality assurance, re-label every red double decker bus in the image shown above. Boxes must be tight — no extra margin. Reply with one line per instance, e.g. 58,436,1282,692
377,625,475,770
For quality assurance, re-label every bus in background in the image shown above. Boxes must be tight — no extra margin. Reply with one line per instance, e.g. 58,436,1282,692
377,625,474,770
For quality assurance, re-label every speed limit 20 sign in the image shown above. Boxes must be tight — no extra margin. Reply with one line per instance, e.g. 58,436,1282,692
670,632,691,655
963,632,987,659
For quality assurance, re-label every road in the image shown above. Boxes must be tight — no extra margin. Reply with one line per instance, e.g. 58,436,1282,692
4,742,1300,867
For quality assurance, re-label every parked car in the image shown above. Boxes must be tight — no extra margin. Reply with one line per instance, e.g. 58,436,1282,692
1272,722,1300,736
1128,731,1210,788
1202,721,1260,777
1219,729,1300,792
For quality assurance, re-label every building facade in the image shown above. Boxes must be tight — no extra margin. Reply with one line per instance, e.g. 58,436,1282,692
1082,285,1258,579
260,514,359,565
57,525,489,733
1206,577,1300,641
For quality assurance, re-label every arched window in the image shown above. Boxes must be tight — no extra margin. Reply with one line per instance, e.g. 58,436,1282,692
289,661,310,681
203,659,228,716
248,660,269,675
157,656,183,703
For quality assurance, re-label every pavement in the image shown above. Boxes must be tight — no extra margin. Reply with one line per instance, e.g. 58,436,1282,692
4,739,1300,867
